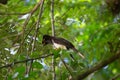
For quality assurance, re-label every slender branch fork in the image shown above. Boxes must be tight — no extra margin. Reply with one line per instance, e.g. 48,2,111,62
17,0,43,54
31,0,44,55
26,0,45,74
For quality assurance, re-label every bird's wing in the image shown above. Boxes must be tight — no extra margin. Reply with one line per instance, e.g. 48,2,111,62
52,37,74,49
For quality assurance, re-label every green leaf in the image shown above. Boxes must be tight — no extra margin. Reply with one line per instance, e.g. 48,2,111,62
32,61,43,69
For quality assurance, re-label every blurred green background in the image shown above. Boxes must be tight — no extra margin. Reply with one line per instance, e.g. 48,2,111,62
0,0,120,80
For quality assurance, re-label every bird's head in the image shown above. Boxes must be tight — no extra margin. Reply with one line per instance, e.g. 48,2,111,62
42,35,52,45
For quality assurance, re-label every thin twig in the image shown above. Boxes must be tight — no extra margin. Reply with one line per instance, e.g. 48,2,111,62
0,53,53,69
60,55,74,79
27,60,33,74
0,12,28,15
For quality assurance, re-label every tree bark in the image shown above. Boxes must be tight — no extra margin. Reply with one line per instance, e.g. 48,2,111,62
77,50,120,80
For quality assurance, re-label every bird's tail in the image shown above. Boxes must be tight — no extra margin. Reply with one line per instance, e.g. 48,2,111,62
72,47,85,59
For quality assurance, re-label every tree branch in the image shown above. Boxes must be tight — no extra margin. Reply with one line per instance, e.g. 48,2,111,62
111,73,120,80
0,53,53,69
0,0,42,15
51,0,56,80
51,0,55,36
77,50,120,80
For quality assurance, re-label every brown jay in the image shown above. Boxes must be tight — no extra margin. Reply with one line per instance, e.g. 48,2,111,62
42,35,85,59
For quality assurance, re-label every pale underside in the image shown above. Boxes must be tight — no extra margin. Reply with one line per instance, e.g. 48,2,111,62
52,40,66,49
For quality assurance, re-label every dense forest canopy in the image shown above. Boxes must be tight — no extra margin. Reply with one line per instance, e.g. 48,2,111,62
0,0,120,80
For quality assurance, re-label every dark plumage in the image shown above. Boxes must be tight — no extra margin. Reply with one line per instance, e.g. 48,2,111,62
42,35,85,59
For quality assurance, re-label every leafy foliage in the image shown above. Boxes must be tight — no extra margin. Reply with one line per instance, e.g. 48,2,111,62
0,0,120,80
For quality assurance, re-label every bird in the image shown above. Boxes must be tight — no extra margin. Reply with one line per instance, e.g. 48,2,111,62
42,34,85,59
